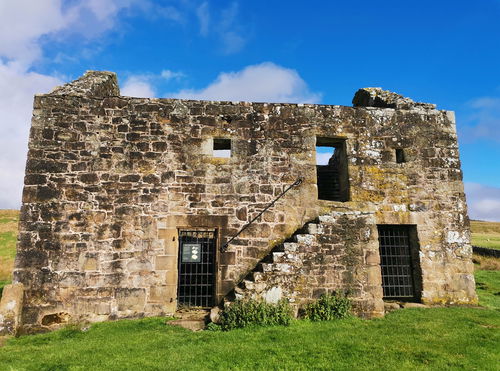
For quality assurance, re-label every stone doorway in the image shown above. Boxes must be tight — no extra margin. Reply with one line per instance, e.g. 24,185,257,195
377,225,421,301
177,229,217,308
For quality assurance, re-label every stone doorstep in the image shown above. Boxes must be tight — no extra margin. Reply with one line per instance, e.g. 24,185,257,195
167,308,211,331
174,308,210,320
167,319,206,332
383,301,431,312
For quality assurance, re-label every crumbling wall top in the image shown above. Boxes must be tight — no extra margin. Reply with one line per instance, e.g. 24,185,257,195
50,70,120,98
352,87,436,110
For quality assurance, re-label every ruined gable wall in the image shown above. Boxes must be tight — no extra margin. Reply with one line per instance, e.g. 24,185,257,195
11,72,475,332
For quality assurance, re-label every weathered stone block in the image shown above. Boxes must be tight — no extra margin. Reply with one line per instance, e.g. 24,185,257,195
155,255,176,271
0,283,24,335
149,286,175,303
116,288,146,311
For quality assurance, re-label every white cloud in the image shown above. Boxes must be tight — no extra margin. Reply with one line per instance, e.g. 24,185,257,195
170,62,321,103
221,31,246,55
0,0,144,65
195,1,247,54
461,96,500,142
218,2,246,54
0,0,143,209
122,75,156,98
465,182,500,222
196,2,210,36
0,61,62,209
121,70,185,97
160,69,185,81
0,0,68,65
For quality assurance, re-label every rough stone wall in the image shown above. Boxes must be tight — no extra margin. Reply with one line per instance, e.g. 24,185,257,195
6,71,476,333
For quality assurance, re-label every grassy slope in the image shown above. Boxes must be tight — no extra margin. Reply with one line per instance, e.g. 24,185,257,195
471,220,500,250
0,305,498,370
475,269,500,309
0,210,18,292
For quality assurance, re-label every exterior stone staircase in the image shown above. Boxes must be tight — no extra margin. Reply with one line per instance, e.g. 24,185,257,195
225,210,384,318
233,220,324,305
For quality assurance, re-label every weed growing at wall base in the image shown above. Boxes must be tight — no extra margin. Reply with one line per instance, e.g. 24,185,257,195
302,293,351,321
218,299,293,330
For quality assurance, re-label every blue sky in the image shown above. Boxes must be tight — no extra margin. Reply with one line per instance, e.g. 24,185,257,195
0,0,499,220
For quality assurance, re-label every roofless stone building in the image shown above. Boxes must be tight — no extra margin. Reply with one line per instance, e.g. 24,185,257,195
0,71,477,334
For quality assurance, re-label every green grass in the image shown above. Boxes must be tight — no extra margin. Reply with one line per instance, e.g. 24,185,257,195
471,234,500,250
0,308,498,370
0,270,497,371
0,232,17,259
471,220,500,250
0,210,18,294
475,269,500,309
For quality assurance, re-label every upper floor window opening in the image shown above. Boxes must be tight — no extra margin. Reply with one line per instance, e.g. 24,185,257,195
316,137,349,202
213,138,231,158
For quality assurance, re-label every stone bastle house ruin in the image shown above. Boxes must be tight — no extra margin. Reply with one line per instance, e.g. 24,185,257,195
0,71,477,334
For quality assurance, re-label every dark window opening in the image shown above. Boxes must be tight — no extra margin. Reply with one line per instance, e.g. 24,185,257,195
316,137,349,202
213,138,231,158
395,148,406,163
377,225,422,301
177,229,217,308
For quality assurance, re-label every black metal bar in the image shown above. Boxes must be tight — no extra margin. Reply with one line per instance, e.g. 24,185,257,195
178,229,216,307
221,177,303,252
378,225,416,299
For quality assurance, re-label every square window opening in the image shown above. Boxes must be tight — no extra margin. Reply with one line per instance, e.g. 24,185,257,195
316,137,349,202
213,138,231,158
395,148,406,163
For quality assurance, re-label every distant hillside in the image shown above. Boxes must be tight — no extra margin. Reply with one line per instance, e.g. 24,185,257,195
470,220,500,250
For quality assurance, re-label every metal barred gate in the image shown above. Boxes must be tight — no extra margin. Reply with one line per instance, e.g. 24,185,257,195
177,229,216,307
378,225,417,300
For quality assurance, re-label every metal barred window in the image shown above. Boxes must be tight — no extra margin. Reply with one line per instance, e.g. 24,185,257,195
378,225,416,299
177,229,216,307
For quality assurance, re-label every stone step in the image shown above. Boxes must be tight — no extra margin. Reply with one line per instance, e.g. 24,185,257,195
272,251,300,264
271,243,298,253
260,262,295,273
240,279,254,290
384,302,401,312
283,242,299,253
306,223,324,235
293,234,315,244
167,319,206,332
260,262,273,273
174,309,210,321
252,271,264,282
241,279,267,293
272,251,285,261
255,262,265,272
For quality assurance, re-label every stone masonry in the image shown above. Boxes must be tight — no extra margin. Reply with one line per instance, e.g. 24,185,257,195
0,71,476,334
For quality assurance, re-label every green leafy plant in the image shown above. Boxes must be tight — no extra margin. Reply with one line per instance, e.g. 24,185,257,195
302,293,351,321
219,299,293,331
205,322,222,332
